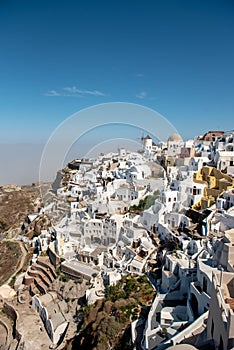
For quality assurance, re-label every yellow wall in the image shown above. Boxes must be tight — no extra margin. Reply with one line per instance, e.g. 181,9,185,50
192,166,234,210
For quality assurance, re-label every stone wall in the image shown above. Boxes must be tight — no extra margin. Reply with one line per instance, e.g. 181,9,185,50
3,302,22,341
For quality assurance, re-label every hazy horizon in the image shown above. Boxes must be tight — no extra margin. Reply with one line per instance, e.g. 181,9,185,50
0,139,141,186
0,0,233,185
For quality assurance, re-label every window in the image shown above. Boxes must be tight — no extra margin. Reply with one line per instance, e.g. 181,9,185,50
164,319,172,324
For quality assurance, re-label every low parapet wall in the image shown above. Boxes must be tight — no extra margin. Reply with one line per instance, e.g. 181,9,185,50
31,263,55,282
48,246,60,269
3,302,22,342
0,318,10,348
37,257,57,278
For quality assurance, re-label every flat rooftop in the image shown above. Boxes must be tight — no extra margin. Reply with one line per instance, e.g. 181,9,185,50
61,260,99,277
167,252,192,268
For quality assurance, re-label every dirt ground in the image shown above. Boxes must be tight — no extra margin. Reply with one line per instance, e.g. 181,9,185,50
0,183,48,235
0,241,22,285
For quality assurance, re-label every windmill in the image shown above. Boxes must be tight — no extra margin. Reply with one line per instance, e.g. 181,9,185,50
134,130,145,153
136,131,145,150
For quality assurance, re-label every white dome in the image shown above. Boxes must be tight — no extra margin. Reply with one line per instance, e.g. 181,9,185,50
167,133,183,142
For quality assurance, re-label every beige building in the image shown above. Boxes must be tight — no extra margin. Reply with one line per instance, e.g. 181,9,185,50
193,166,234,210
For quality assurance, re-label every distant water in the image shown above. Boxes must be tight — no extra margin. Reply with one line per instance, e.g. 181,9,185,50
0,139,141,186
0,143,45,186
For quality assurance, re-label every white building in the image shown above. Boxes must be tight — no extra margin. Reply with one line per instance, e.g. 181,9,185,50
167,133,184,157
214,150,234,175
188,157,210,172
32,292,69,345
206,270,234,350
160,189,179,212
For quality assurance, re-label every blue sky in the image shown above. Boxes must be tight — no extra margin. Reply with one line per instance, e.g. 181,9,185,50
0,0,234,184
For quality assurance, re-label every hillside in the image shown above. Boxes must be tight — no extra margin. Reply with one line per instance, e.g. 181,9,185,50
67,274,156,350
0,183,51,236
0,182,50,286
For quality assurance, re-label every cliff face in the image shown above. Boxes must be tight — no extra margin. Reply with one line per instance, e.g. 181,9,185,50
0,182,52,237
0,182,53,288
66,275,155,350
52,167,73,193
52,170,63,193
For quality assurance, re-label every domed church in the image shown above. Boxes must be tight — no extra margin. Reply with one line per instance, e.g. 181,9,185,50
167,133,184,157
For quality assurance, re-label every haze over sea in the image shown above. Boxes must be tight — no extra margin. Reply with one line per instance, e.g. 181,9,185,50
0,0,233,185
